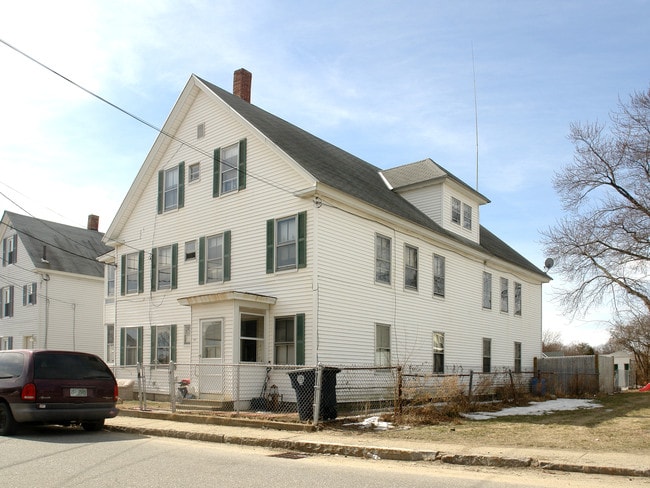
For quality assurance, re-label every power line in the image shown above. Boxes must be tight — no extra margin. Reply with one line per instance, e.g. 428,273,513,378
0,38,297,197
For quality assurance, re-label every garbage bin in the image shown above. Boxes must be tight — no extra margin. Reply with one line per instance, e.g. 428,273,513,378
288,367,340,421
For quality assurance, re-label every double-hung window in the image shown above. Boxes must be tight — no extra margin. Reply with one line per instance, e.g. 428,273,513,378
462,203,472,230
206,235,224,282
106,324,115,363
157,163,185,213
122,251,144,295
120,327,143,366
198,232,231,284
514,342,522,373
433,254,445,297
156,246,173,290
201,320,222,359
266,212,306,273
274,314,305,365
106,265,115,297
404,245,418,290
375,234,391,284
433,332,445,373
451,197,461,225
514,282,522,316
213,139,247,197
375,324,391,367
2,235,17,266
500,277,509,313
482,272,492,309
240,315,264,362
151,325,176,364
482,338,492,373
1,286,14,318
23,282,37,305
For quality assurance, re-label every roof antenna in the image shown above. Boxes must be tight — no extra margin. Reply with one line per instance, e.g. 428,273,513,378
472,42,479,192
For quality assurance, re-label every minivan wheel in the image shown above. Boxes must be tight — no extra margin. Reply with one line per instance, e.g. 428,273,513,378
81,419,105,432
0,403,17,436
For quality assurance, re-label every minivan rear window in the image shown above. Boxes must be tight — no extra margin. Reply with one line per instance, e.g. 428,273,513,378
0,352,24,378
33,353,114,380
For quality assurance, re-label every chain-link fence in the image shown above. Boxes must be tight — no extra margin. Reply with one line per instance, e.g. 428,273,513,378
114,362,543,425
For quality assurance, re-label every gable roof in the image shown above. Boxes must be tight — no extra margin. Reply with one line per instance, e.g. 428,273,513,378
2,211,111,277
196,76,547,279
381,158,490,204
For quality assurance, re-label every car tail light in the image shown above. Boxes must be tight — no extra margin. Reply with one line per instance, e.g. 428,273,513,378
22,383,36,401
113,383,119,402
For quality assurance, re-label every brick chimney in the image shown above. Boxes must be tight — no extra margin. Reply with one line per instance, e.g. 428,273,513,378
233,68,252,103
87,214,99,231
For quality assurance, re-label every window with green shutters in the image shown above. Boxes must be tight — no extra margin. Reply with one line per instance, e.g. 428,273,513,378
151,244,178,291
157,162,185,214
198,231,231,284
121,251,144,295
150,325,177,364
274,313,305,365
266,212,306,273
213,139,247,197
120,326,143,366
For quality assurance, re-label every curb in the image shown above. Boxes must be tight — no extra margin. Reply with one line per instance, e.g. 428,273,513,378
105,422,650,478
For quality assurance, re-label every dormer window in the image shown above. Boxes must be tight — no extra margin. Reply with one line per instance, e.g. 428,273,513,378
451,198,461,224
463,203,472,230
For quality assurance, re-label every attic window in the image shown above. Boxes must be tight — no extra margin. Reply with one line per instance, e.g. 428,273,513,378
197,123,205,139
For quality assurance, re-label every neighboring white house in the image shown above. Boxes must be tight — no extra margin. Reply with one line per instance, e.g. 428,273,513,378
102,70,550,388
0,212,111,355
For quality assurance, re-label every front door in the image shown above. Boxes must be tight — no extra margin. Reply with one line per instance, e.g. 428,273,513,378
198,319,223,396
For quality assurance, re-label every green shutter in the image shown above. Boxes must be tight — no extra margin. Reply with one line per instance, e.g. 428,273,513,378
170,324,177,362
171,243,178,289
298,211,307,268
296,313,305,365
120,328,126,366
266,219,275,274
32,283,37,305
178,162,185,209
223,231,231,282
198,237,206,285
150,326,156,364
157,170,164,214
120,255,126,296
213,148,221,197
23,284,27,306
238,139,247,190
138,250,145,294
150,248,157,292
137,327,144,364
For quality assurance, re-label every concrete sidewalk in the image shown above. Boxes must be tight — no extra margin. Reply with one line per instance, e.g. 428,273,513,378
105,409,650,478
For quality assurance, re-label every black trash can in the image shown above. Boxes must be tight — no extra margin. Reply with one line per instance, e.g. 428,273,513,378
288,367,340,421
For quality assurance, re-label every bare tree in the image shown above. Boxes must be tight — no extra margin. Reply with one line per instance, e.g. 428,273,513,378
542,329,563,353
542,86,650,319
609,315,650,385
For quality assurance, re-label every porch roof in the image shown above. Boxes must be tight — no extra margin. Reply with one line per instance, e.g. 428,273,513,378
177,291,277,306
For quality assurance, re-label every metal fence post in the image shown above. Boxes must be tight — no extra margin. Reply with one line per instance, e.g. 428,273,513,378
169,361,176,413
137,362,147,411
468,369,474,403
312,363,324,427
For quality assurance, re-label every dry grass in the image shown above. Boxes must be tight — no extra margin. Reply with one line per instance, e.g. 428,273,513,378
374,390,650,453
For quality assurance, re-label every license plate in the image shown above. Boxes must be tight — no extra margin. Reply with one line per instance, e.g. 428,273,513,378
70,388,87,397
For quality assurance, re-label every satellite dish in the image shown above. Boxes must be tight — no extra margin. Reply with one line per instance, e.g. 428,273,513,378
544,258,554,271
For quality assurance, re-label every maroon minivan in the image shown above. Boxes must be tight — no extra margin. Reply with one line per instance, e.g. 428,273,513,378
0,350,119,435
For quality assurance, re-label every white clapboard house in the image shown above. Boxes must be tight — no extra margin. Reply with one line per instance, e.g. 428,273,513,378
101,70,550,401
0,211,110,355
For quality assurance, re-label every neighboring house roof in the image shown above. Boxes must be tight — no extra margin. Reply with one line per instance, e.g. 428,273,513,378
1,211,111,278
196,76,547,279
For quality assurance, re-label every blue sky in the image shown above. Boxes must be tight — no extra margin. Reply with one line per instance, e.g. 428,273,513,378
1,1,648,346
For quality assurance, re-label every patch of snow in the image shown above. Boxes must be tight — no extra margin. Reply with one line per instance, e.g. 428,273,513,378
462,398,602,420
344,415,393,430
